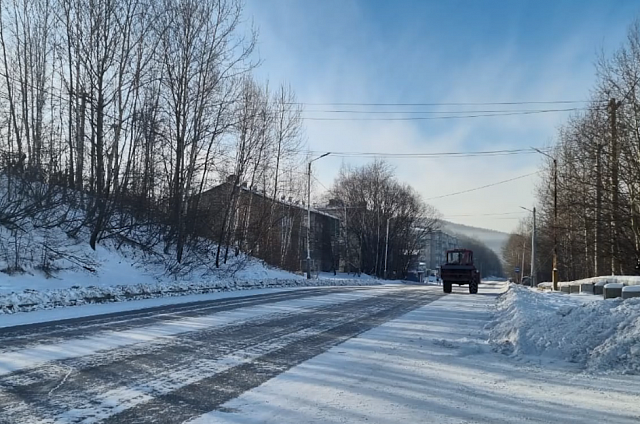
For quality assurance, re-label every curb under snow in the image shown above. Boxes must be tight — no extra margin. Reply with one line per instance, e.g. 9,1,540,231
0,278,382,315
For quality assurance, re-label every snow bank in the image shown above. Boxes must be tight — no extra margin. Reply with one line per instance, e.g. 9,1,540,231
488,284,640,374
0,237,381,314
0,275,381,314
558,275,640,288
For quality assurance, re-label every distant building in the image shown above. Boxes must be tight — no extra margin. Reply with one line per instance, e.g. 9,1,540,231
316,199,360,273
194,180,340,274
423,230,459,271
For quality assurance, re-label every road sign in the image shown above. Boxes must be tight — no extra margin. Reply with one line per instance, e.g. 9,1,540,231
515,267,521,273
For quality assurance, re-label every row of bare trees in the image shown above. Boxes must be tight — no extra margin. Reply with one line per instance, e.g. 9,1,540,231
0,0,308,270
328,161,440,279
506,20,640,281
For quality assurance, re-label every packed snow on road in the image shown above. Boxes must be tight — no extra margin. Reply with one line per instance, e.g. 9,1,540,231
1,281,640,423
184,281,640,424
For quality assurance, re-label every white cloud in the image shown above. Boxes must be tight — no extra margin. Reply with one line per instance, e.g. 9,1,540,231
243,0,624,232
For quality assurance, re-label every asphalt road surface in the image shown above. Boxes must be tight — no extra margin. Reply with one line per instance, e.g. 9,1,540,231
0,285,442,423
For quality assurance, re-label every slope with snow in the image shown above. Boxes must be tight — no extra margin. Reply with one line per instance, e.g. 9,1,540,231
0,205,381,315
442,220,509,257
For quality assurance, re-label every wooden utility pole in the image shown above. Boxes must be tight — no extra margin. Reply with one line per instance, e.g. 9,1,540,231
531,207,536,287
384,217,390,279
595,142,602,276
609,98,622,275
553,157,558,288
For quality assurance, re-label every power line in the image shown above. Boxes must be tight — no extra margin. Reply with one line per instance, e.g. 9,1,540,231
305,147,551,159
446,216,526,220
301,108,587,121
311,174,331,192
292,100,601,107
425,171,540,201
302,107,591,115
328,151,534,158
443,211,526,217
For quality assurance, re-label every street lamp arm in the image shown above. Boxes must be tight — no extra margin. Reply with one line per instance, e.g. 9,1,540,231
310,152,331,163
531,147,554,161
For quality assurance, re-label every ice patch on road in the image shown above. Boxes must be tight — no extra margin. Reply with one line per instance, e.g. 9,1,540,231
488,284,640,374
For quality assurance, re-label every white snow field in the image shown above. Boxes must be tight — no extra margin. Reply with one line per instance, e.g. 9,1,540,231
489,283,640,375
186,281,640,424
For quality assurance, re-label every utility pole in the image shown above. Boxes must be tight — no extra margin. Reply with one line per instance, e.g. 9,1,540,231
520,206,536,286
531,207,536,287
306,152,331,279
595,143,602,277
306,162,311,279
552,157,558,289
532,148,559,290
521,236,526,284
344,203,349,274
609,98,622,275
384,217,390,279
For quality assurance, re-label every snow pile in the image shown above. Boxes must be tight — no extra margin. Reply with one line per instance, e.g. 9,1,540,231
0,272,380,314
488,284,640,374
557,275,640,288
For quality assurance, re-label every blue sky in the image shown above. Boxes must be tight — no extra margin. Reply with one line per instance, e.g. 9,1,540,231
244,0,640,232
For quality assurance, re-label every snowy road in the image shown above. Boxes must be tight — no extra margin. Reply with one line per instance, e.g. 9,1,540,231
1,283,639,423
0,285,441,423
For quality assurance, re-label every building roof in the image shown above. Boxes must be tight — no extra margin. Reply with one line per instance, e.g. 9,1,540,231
201,182,340,221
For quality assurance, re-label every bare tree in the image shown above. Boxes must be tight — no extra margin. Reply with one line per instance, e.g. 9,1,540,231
329,160,439,279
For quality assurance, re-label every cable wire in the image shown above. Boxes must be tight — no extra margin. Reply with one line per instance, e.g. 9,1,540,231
292,100,602,107
425,171,541,201
301,108,588,121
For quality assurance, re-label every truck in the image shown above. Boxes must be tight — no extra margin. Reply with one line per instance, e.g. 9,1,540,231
439,249,480,294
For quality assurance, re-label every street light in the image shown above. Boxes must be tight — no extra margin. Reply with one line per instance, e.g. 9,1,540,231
384,217,390,279
532,147,558,290
307,152,331,279
521,206,536,287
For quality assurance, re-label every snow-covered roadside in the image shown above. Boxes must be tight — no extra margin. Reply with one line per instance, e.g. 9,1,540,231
0,244,382,316
0,287,298,329
186,281,640,424
0,273,381,315
488,283,640,374
555,275,640,289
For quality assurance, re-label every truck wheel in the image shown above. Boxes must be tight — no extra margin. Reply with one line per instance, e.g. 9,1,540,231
443,282,452,293
469,281,478,294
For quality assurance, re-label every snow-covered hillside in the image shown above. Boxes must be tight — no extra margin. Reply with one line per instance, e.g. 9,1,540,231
0,180,380,315
0,228,383,314
442,220,509,257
